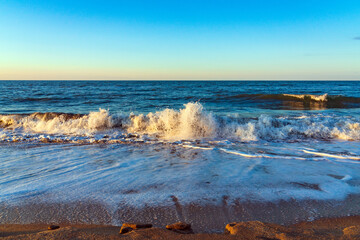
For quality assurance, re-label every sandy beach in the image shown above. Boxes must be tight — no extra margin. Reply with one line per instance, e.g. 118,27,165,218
2,195,360,239
2,194,360,233
2,215,360,239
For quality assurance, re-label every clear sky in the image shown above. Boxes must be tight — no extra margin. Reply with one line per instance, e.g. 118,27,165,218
0,0,359,80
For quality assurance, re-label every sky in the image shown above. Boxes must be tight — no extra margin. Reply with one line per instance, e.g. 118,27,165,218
0,0,359,80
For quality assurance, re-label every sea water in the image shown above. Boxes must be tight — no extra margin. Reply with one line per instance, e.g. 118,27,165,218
1,81,360,224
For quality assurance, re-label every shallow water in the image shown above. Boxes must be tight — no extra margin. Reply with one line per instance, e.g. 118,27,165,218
1,81,360,224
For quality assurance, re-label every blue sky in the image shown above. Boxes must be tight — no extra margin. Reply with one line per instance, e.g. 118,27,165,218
0,0,359,80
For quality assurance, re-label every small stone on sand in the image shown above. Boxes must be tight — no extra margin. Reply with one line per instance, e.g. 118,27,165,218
225,221,289,239
343,225,360,237
166,222,193,234
122,223,153,229
48,225,60,230
119,227,133,234
119,223,152,234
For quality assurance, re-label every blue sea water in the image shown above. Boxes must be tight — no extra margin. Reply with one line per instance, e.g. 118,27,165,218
1,81,360,226
1,80,360,115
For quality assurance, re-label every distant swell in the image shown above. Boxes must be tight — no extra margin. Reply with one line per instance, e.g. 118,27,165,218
14,97,72,102
1,102,360,143
225,93,327,101
282,93,328,101
222,93,360,109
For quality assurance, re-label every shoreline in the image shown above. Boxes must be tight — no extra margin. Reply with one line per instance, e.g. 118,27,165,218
2,215,360,239
2,194,360,233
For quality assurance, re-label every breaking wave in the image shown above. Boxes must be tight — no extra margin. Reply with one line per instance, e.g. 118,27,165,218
225,93,360,102
222,93,360,109
128,102,216,140
1,102,360,143
0,110,114,135
282,93,328,102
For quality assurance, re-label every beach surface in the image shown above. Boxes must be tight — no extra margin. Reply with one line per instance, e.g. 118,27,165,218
2,194,360,232
2,215,360,239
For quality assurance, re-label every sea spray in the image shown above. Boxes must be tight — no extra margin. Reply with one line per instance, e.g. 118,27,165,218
128,102,216,140
0,109,114,135
1,102,360,142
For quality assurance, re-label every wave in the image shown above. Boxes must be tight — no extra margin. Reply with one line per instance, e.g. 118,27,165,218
0,110,114,135
128,102,216,140
282,93,328,102
223,93,360,109
1,102,360,143
14,97,72,102
226,93,360,102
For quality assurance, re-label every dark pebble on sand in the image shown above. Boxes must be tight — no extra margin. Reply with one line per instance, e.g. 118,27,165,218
119,223,152,234
119,227,133,234
166,222,193,234
48,225,60,230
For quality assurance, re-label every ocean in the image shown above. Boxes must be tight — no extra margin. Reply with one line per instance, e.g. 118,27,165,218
1,80,360,229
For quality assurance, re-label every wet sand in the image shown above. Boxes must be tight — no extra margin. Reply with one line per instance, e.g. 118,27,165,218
2,194,360,233
2,194,360,239
1,215,360,239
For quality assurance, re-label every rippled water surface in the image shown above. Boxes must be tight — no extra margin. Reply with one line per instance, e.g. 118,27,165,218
0,81,360,114
1,81,360,224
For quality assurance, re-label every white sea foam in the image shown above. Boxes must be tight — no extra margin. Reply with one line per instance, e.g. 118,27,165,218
181,144,214,150
1,141,360,210
0,109,114,136
1,102,360,143
126,103,360,142
219,148,262,158
303,150,360,160
127,102,216,140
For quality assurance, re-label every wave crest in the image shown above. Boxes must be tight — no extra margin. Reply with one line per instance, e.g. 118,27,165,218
1,103,360,143
282,93,328,102
0,109,114,135
128,102,216,140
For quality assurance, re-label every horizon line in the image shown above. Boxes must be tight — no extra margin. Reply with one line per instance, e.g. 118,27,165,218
1,79,360,81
